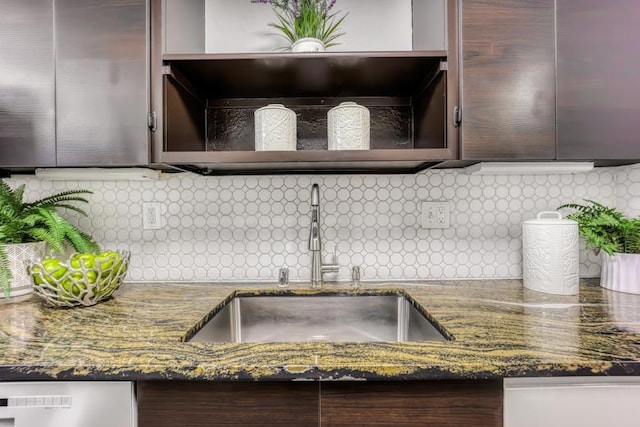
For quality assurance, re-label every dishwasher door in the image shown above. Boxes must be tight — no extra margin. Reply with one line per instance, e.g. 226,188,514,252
0,382,135,427
504,377,640,427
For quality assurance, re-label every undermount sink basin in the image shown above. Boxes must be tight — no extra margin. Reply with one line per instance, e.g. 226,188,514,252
185,292,451,343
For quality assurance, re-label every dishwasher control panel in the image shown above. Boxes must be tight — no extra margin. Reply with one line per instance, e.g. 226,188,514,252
0,396,71,408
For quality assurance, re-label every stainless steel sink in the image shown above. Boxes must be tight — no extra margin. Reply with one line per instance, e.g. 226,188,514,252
186,293,451,343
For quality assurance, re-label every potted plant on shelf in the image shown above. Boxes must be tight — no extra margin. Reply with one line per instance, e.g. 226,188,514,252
0,179,99,300
252,0,347,52
559,200,640,294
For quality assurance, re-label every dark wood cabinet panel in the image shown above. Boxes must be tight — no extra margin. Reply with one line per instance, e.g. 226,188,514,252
137,381,319,427
137,381,318,427
557,0,640,160
460,0,556,160
320,380,502,427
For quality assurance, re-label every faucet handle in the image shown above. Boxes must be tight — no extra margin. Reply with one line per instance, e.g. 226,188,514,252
351,266,361,289
278,268,289,288
321,245,340,276
327,247,338,265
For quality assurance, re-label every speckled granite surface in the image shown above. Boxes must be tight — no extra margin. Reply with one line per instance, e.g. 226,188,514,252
1,279,639,381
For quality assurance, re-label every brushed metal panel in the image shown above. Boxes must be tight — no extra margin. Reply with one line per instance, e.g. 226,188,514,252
0,0,55,167
55,0,149,166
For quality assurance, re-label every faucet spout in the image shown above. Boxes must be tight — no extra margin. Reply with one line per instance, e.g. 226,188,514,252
309,184,321,252
311,183,319,207
308,183,338,288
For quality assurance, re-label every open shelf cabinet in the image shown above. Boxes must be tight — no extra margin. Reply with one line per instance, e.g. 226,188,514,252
150,0,459,175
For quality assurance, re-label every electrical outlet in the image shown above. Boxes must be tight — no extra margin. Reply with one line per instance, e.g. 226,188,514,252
421,201,450,229
143,202,162,230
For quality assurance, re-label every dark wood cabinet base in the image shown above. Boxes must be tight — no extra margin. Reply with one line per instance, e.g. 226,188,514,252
137,380,502,427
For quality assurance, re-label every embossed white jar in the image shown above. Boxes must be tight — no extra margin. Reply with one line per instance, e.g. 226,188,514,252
327,102,370,150
522,212,580,295
254,104,297,151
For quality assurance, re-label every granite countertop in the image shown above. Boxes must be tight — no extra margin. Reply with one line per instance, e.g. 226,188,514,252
1,279,639,381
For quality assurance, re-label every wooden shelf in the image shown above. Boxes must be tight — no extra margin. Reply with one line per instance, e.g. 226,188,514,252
163,51,447,99
159,148,453,175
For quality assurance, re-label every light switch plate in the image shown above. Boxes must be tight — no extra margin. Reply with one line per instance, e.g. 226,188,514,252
421,201,450,229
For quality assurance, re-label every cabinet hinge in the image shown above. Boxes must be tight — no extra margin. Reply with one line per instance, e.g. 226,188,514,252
440,61,448,71
453,106,462,127
147,111,157,132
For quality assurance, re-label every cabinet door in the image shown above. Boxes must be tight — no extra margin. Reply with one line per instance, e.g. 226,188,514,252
55,0,149,166
137,381,319,427
557,0,640,160
460,0,556,160
0,0,55,168
320,381,502,427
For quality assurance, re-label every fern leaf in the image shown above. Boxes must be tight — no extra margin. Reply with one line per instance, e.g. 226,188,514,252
0,245,12,297
35,209,63,249
28,227,63,253
63,224,100,254
25,190,92,211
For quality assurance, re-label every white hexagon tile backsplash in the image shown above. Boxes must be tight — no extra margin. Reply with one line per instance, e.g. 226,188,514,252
7,164,635,283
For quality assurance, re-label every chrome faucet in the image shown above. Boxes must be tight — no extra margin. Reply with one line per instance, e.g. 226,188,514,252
309,183,339,288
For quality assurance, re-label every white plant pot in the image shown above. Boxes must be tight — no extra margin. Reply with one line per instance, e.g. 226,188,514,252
2,241,47,299
600,252,640,295
291,37,325,53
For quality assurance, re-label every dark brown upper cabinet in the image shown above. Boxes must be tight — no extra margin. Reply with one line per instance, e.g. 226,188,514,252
151,0,460,175
55,0,149,167
557,0,640,162
0,0,149,171
459,0,556,161
0,0,56,169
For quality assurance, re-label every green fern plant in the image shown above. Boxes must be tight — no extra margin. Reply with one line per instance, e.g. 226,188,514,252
558,200,640,255
0,179,99,297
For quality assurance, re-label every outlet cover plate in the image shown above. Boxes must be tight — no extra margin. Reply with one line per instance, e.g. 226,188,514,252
421,201,450,229
143,202,162,230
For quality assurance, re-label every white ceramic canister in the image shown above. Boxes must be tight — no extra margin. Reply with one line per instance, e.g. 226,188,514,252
254,104,297,151
327,102,370,150
522,211,580,295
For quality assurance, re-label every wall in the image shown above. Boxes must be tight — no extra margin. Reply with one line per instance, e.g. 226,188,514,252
9,164,636,284
617,163,640,218
203,0,435,53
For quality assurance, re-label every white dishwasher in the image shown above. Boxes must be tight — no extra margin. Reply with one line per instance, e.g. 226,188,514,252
504,377,640,427
0,382,136,427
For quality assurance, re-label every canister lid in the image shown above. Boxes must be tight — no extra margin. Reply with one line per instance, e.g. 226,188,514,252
255,104,293,113
523,211,577,225
329,102,368,113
